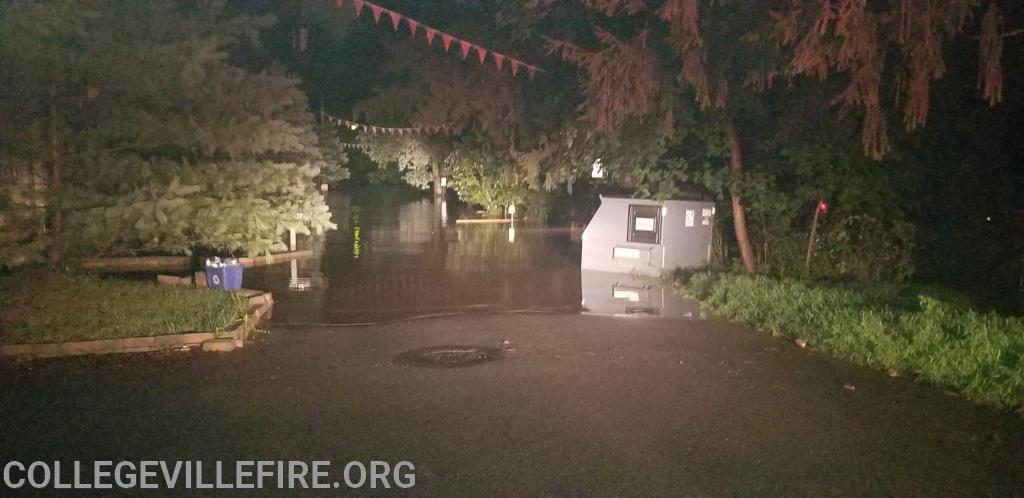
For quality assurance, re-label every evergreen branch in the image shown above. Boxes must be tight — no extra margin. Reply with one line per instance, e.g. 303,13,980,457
58,144,161,160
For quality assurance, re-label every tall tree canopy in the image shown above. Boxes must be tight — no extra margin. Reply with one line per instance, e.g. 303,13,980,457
528,0,1018,272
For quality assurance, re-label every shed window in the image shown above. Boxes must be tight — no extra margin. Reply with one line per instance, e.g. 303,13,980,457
627,204,661,244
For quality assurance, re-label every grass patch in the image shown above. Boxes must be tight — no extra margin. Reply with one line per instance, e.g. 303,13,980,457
674,271,1024,408
0,270,247,345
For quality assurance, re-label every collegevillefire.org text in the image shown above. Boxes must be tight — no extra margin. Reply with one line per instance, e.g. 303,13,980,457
2,460,415,490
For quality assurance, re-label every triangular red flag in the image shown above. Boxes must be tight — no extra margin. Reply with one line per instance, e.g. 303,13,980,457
509,58,521,76
387,10,401,30
425,28,436,45
527,65,538,80
475,46,487,64
493,53,505,70
459,40,472,59
369,4,383,23
441,33,454,52
353,0,364,16
407,19,420,36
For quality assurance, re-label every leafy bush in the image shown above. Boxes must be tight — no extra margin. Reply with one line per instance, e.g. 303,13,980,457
815,215,916,282
0,187,48,268
678,272,1024,407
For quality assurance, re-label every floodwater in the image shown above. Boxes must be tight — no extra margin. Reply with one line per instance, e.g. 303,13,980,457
244,189,584,324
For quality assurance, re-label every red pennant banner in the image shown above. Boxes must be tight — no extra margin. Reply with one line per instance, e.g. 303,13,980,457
369,4,383,23
336,0,542,79
387,10,402,30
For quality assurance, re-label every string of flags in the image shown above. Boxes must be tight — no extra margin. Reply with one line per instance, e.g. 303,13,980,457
333,0,543,80
326,114,454,135
339,142,370,151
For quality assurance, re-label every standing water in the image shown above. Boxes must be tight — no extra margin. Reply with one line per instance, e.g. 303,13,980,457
244,189,583,325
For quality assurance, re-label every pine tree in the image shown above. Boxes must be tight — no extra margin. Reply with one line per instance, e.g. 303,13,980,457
0,0,336,263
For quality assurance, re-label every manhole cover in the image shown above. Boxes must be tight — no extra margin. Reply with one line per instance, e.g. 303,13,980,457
394,345,502,368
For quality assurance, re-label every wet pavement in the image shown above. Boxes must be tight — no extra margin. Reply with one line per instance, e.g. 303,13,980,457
2,189,1024,495
3,313,1024,495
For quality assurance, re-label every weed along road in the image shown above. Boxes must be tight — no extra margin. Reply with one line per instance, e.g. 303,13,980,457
2,192,1023,495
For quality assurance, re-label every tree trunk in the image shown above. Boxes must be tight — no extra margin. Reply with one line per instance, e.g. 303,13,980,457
47,82,63,265
723,120,756,273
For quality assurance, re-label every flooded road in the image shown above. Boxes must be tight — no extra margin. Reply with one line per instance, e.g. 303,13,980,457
245,189,583,324
6,190,1024,495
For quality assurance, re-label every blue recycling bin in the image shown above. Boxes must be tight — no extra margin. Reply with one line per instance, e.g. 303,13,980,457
205,264,243,291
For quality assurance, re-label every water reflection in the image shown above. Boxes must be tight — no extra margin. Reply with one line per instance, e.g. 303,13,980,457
245,190,583,324
579,270,705,319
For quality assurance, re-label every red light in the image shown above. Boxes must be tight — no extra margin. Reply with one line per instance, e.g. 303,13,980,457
818,201,829,214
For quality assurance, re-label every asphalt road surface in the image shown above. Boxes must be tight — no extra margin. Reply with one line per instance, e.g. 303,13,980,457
3,312,1023,496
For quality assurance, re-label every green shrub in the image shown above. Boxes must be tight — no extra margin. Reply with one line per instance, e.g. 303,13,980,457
757,216,917,282
816,215,917,282
679,272,1024,407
